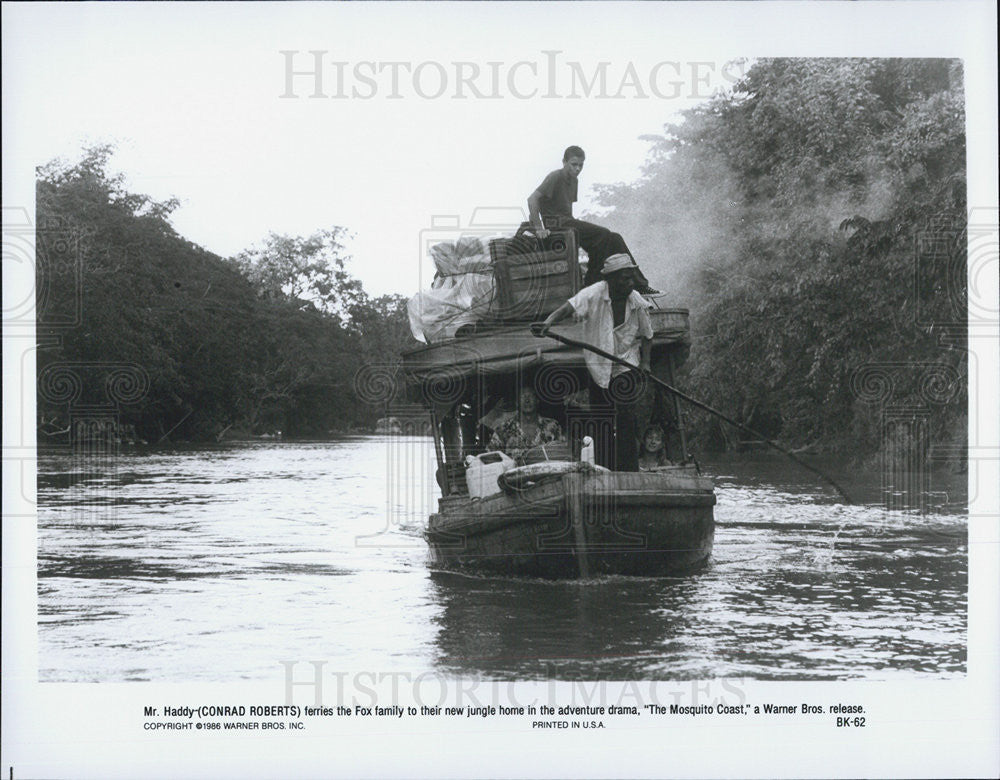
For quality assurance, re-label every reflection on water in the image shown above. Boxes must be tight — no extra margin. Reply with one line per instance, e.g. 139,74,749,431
37,440,966,681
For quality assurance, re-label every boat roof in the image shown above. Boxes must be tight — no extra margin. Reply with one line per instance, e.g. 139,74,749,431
401,308,690,385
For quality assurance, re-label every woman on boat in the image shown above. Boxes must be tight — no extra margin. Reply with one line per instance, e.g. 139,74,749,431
638,424,668,470
487,384,563,461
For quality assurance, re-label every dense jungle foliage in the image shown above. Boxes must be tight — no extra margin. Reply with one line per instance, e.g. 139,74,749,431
36,145,414,442
594,58,967,458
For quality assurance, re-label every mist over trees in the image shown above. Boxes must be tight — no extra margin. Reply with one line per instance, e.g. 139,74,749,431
36,145,413,443
593,58,967,458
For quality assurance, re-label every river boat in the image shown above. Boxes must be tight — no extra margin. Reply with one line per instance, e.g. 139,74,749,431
400,305,716,579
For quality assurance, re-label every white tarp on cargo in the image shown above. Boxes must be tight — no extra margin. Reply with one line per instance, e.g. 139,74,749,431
407,236,498,343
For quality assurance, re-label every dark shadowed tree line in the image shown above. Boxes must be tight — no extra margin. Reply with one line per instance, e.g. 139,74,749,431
36,145,415,443
593,58,967,460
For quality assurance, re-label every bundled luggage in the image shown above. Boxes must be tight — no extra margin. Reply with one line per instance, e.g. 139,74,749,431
407,226,582,343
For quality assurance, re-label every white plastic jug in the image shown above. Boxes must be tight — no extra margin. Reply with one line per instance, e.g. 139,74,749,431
465,451,516,499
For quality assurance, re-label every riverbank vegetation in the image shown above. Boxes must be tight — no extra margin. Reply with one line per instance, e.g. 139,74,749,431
595,58,967,460
36,145,414,443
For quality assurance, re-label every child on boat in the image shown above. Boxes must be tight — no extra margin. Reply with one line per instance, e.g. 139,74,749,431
638,425,668,470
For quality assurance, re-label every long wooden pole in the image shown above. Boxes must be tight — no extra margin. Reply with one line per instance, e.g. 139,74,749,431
535,327,855,504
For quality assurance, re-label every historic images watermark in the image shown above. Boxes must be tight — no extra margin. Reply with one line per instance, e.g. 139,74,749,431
279,51,748,101
959,207,1000,517
850,360,963,512
4,206,88,519
351,359,438,549
351,209,517,548
7,205,152,524
850,207,998,513
4,206,85,330
279,660,749,711
36,362,150,525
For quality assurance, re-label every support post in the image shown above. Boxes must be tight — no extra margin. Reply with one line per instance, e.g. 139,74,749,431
565,472,590,579
666,352,689,461
429,407,449,496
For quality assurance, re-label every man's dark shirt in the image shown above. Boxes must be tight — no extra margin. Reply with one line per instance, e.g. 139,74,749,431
534,169,577,217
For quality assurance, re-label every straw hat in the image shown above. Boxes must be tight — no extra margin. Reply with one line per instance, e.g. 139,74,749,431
600,253,637,275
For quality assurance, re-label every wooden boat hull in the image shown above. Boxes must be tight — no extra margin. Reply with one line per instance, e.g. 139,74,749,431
426,469,715,579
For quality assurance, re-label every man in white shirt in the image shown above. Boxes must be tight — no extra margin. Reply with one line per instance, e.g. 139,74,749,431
538,254,654,471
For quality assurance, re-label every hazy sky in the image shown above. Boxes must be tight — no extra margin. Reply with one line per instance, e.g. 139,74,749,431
4,0,956,298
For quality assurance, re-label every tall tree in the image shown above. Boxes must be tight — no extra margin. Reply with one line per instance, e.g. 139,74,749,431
37,145,259,441
233,230,364,321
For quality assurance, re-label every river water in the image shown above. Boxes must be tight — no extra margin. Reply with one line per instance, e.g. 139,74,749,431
37,438,967,682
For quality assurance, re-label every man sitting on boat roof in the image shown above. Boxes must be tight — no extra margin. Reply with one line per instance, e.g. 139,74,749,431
528,145,659,295
538,253,653,472
485,383,563,463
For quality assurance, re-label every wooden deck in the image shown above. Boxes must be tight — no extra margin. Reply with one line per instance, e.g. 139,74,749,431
402,308,691,383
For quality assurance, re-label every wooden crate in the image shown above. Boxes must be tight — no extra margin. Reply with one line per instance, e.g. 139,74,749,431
489,229,581,321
